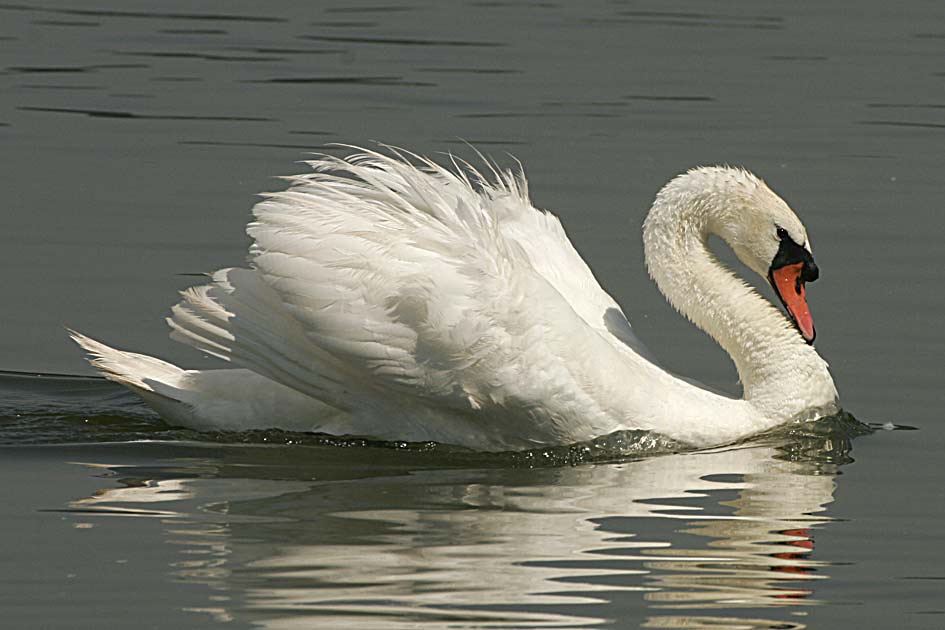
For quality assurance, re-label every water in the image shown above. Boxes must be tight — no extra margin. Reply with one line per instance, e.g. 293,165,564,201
1,1,943,627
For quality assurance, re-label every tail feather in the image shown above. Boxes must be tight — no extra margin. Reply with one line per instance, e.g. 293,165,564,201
68,328,183,394
68,329,344,431
68,329,205,425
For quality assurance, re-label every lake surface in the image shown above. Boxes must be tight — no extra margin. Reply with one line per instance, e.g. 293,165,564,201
1,1,943,628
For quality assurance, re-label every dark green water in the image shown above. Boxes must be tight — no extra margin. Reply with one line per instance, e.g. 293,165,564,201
2,1,943,628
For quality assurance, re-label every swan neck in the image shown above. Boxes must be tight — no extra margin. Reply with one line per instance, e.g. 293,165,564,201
642,188,822,403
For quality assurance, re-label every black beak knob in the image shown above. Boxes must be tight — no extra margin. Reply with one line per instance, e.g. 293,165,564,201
802,260,819,283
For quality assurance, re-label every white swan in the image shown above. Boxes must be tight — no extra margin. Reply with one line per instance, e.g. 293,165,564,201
71,147,838,450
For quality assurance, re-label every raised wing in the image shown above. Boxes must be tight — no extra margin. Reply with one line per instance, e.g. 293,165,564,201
485,169,654,360
168,148,650,434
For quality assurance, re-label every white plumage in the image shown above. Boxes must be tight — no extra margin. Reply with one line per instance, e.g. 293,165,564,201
72,147,839,450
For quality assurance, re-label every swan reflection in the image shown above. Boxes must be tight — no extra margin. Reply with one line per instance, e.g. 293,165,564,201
64,429,856,629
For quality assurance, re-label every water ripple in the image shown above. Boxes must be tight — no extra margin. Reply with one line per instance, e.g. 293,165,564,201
18,84,103,90
222,45,343,56
867,103,945,109
109,50,281,63
31,18,97,27
0,2,286,23
300,34,505,47
323,5,417,13
158,28,227,35
246,76,435,87
179,140,331,150
7,63,148,73
18,106,274,121
623,94,715,102
416,67,520,75
614,9,784,30
860,120,945,130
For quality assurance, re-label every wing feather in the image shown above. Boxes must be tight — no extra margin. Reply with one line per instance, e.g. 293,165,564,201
169,148,649,435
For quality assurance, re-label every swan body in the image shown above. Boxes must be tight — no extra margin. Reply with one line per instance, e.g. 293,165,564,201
72,148,838,450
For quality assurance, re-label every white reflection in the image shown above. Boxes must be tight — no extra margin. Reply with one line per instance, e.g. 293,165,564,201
66,443,841,630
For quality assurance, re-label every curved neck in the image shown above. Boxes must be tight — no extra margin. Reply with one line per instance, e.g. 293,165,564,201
642,190,829,407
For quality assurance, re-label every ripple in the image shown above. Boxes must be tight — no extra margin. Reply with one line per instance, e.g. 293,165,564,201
158,28,227,35
416,67,520,74
440,138,529,146
246,76,435,87
8,65,88,73
615,9,784,30
149,76,202,82
0,2,286,23
867,103,945,109
31,18,97,27
179,140,330,150
109,50,280,62
300,34,505,47
108,92,154,99
18,106,274,121
643,616,805,629
18,84,103,90
860,120,945,130
222,45,343,56
624,94,715,102
7,63,148,73
323,5,416,13
618,9,782,22
314,20,379,28
469,0,558,5
457,111,619,119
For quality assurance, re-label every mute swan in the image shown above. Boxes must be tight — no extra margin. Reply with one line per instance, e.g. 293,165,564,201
71,148,838,450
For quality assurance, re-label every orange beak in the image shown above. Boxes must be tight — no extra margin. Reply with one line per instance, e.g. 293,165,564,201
770,262,816,343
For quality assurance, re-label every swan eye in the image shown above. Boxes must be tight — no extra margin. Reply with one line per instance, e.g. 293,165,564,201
776,226,789,240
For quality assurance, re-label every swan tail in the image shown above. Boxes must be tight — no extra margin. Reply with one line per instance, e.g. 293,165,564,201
69,329,184,395
69,329,346,432
68,329,203,424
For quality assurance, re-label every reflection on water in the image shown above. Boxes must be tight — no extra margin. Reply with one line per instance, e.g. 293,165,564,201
56,422,860,630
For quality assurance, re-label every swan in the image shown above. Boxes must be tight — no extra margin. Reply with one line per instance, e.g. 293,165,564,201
71,147,838,450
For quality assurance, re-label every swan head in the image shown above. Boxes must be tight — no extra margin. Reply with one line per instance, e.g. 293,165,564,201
662,166,821,344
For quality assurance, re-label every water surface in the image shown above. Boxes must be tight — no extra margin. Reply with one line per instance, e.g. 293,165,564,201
1,1,944,627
